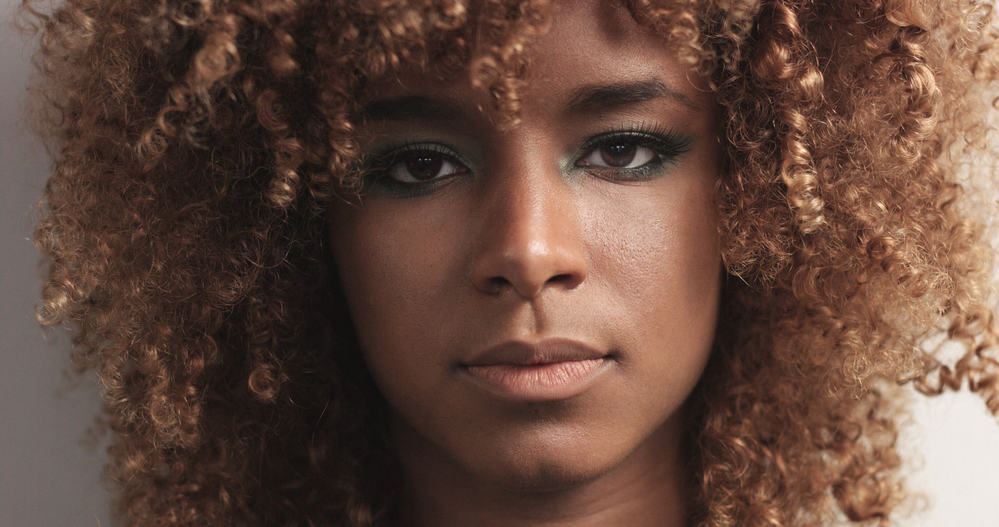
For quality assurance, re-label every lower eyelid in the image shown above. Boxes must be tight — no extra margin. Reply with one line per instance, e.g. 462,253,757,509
577,141,669,166
579,152,676,181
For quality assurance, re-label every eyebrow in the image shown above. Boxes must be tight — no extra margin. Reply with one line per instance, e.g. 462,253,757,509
565,79,699,114
356,78,698,123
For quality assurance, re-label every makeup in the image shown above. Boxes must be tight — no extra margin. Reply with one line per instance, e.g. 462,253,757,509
459,339,616,402
462,358,613,402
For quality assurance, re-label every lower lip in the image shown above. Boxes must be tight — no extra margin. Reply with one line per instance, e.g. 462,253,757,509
461,358,611,402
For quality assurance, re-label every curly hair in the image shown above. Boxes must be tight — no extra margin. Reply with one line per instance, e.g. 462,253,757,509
17,0,999,525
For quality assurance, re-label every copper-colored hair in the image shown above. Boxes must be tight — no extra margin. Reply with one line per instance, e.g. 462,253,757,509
18,0,999,525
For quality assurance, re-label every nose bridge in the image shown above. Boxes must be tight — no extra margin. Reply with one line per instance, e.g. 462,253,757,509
470,147,588,299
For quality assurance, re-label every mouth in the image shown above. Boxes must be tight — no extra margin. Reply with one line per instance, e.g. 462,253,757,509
459,338,617,402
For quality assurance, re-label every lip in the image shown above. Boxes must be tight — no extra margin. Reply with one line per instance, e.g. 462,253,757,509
459,339,615,402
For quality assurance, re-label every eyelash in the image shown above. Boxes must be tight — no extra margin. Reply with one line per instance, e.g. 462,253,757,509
574,123,693,181
361,142,468,197
362,125,694,197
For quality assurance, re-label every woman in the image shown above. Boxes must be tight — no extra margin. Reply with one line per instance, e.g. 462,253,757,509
19,0,999,525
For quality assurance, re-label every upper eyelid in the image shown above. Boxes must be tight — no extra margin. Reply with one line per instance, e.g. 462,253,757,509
370,142,456,161
364,128,690,171
576,131,693,162
366,142,470,170
582,129,689,148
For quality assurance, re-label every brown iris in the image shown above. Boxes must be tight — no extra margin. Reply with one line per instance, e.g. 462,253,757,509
599,143,638,167
405,154,444,180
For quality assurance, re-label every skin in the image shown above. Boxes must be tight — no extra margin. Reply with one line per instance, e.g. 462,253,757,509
329,1,722,525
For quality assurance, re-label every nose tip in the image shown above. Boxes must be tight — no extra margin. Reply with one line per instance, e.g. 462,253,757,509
474,242,588,299
470,184,588,300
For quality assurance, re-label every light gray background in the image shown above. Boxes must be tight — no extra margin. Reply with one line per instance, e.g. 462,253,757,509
1,1,997,526
1,1,112,526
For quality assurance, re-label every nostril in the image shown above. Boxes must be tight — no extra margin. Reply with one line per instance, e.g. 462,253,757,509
479,272,583,297
486,276,509,295
547,273,569,284
547,273,581,288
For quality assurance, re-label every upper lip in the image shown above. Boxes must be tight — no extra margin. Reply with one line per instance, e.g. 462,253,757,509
462,338,609,367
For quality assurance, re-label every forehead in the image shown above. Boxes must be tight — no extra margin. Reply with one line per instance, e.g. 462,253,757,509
354,0,711,120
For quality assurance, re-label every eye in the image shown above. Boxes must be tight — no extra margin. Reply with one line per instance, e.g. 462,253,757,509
381,149,469,184
576,141,659,169
572,129,694,181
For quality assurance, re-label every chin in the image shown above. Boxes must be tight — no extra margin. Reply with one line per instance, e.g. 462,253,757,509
464,425,624,492
480,454,611,493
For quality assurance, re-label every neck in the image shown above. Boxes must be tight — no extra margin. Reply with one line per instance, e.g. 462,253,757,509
390,413,689,527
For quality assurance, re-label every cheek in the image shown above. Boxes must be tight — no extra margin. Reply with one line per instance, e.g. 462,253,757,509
584,174,720,322
329,205,462,393
332,204,453,319
580,169,721,387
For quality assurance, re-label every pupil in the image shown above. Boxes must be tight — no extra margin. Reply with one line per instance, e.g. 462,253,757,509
405,155,443,180
600,143,637,167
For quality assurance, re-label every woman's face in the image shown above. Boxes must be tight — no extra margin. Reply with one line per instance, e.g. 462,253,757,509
330,0,721,491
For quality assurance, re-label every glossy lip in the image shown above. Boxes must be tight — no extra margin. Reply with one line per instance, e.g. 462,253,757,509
459,338,616,402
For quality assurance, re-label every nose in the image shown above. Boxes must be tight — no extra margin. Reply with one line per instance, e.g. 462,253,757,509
470,162,588,299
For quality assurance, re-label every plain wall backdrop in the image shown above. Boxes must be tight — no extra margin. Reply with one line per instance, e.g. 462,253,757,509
2,1,998,525
1,2,112,525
